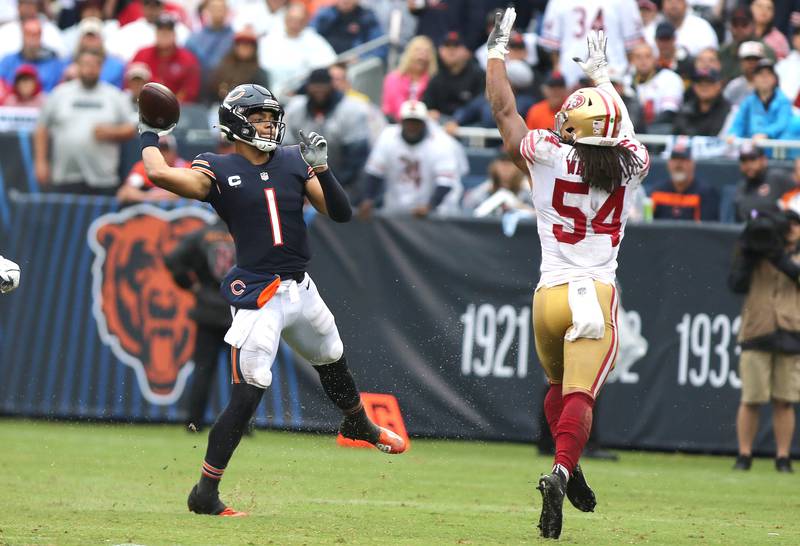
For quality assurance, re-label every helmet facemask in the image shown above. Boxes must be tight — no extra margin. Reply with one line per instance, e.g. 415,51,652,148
219,95,286,152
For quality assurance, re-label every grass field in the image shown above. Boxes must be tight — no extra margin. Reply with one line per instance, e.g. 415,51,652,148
0,419,798,546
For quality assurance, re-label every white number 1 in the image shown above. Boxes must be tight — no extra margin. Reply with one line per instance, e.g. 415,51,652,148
264,188,284,246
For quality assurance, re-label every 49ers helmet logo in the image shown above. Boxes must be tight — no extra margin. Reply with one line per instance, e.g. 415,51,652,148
88,205,216,405
563,93,586,111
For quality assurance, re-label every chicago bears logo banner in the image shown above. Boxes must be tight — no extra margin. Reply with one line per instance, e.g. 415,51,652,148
88,204,216,404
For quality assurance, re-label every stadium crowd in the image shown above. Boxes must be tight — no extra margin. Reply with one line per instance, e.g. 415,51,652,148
0,0,799,221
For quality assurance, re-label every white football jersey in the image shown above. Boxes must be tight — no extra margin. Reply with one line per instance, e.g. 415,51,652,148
365,124,465,214
520,129,650,288
540,0,644,87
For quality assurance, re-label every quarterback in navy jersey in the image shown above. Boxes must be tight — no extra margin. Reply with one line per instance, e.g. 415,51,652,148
139,84,406,518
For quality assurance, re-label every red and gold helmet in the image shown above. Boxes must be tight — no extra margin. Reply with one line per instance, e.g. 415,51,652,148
554,87,622,147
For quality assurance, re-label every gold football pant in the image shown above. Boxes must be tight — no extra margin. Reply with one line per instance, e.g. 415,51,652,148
533,281,619,398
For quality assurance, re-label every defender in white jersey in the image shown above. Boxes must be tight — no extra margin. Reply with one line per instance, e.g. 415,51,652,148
539,0,645,87
486,11,649,539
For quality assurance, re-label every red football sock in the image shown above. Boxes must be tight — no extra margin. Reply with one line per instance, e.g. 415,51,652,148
554,392,594,475
543,383,564,438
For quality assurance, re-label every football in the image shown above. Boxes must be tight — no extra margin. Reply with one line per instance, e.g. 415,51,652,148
138,82,180,129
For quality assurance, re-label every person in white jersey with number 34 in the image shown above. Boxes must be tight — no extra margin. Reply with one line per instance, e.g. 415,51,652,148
485,9,650,540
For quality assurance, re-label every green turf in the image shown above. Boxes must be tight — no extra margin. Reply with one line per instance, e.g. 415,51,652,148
0,419,797,546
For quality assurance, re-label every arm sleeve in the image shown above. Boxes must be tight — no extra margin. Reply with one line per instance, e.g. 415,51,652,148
770,252,800,284
315,168,352,222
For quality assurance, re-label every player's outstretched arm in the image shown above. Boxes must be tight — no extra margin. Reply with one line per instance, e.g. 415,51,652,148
140,129,211,201
573,31,635,138
485,8,528,173
300,130,353,222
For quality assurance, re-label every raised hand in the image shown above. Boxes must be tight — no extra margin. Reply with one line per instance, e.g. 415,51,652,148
299,129,328,170
572,30,610,85
487,7,516,60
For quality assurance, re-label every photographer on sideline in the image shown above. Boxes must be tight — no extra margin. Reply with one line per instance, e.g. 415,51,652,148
729,209,800,472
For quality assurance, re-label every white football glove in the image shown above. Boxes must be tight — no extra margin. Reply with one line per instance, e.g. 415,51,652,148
298,130,328,170
0,255,20,294
572,30,610,86
138,118,176,137
487,7,516,60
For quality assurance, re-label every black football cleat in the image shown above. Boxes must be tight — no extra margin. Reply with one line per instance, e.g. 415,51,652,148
733,455,752,471
537,472,566,539
566,464,596,512
775,457,793,473
187,484,247,517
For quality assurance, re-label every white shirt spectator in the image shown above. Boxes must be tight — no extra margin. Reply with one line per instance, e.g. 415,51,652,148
634,67,684,121
232,2,285,37
365,122,465,214
258,26,336,99
0,16,67,57
673,12,718,56
540,0,644,87
105,17,190,61
776,49,800,106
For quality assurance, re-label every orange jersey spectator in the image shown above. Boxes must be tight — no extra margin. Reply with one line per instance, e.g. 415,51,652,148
525,72,567,130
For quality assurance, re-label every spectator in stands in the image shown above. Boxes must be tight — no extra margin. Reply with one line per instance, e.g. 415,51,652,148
524,71,567,131
650,146,720,221
726,41,770,108
629,42,683,129
654,22,692,80
422,31,484,120
729,59,793,144
0,18,63,92
382,35,437,121
283,68,370,194
131,15,201,103
0,64,44,107
258,2,337,99
123,62,151,116
408,0,470,49
185,0,234,81
106,0,190,61
311,0,385,59
449,59,534,133
61,0,117,55
0,0,67,58
751,0,790,60
117,134,184,204
66,17,126,88
208,28,269,102
360,100,464,218
728,208,800,473
367,0,416,46
34,50,136,195
780,158,800,214
693,47,722,75
719,7,775,83
232,0,287,38
660,0,718,56
672,69,731,137
776,23,800,108
330,62,386,140
734,144,795,222
462,152,532,217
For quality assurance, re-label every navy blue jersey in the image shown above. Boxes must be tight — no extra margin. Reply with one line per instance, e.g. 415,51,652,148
192,145,314,274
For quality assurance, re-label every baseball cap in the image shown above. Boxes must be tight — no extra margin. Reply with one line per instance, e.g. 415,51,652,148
753,58,776,75
442,31,464,47
78,17,103,36
307,67,332,85
738,41,765,59
655,22,676,40
670,143,692,160
399,100,428,121
544,71,566,87
508,31,525,49
14,64,38,81
637,0,657,10
154,13,176,29
730,6,753,25
739,142,765,161
692,68,721,83
125,62,152,81
234,28,257,43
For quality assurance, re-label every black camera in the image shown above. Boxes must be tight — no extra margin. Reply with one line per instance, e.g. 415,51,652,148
740,209,794,258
